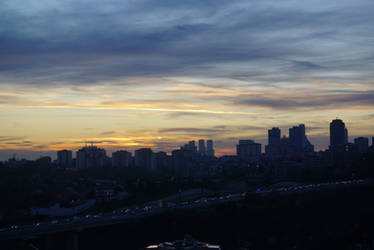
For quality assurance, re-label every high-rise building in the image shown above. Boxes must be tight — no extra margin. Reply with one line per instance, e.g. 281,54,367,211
289,124,314,153
206,140,214,157
266,125,314,157
57,150,72,168
268,127,281,145
236,139,261,162
265,128,281,156
330,119,347,149
155,151,170,171
172,149,194,177
135,148,156,170
344,128,349,144
289,124,306,151
181,141,197,153
112,150,131,167
198,139,206,156
76,146,107,169
354,137,369,153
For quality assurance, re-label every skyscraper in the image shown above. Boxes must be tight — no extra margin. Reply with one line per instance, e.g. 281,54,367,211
181,141,197,153
198,139,206,156
76,146,107,169
57,149,72,168
330,119,347,149
172,149,194,177
268,127,281,145
265,127,281,156
206,140,214,157
289,124,306,151
345,128,349,144
135,148,156,170
112,150,131,167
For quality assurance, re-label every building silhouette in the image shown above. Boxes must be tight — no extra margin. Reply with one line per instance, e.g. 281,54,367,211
57,150,72,168
268,127,281,145
198,139,206,156
354,137,369,153
330,119,348,149
181,141,197,153
206,140,214,157
289,124,314,153
265,125,313,157
112,150,131,167
236,139,261,162
172,149,194,177
76,146,107,169
155,151,170,171
36,156,52,166
289,124,306,151
135,148,156,170
265,127,281,156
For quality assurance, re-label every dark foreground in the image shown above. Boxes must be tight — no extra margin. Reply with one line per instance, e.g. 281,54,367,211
3,185,374,250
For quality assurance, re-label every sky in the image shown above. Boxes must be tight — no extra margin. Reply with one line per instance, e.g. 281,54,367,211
0,0,374,160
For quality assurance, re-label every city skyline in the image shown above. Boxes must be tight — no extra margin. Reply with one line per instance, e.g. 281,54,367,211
2,119,373,162
1,0,374,160
0,118,373,161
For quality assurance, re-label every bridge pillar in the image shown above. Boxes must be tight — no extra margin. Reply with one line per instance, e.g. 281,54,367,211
66,231,79,250
44,234,55,250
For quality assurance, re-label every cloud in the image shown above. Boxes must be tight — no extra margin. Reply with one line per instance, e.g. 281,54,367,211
165,111,224,119
158,125,266,138
0,136,28,142
74,140,117,144
159,128,224,135
0,0,373,88
99,131,117,136
232,90,374,110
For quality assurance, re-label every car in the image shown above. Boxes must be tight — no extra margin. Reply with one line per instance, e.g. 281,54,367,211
10,225,19,230
51,220,58,224
35,223,40,227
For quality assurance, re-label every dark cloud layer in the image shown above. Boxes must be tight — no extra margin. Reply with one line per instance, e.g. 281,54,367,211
232,91,374,110
159,128,223,135
0,136,28,142
0,0,373,88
